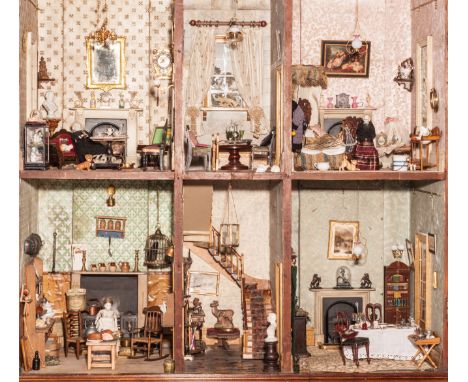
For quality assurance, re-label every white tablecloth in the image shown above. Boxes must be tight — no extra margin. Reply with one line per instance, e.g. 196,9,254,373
343,327,418,360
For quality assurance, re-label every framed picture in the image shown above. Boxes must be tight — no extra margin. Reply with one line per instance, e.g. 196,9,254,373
328,220,359,260
321,40,371,78
405,239,414,267
187,271,220,296
428,233,436,254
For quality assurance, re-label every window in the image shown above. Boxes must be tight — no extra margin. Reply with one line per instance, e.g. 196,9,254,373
205,36,245,109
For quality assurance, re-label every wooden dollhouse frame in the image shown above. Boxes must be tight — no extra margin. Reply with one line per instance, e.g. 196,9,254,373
18,0,448,380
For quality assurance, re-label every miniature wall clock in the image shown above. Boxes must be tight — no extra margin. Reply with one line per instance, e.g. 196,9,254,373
153,48,173,80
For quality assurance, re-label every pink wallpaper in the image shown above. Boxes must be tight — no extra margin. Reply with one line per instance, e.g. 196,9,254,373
292,0,412,140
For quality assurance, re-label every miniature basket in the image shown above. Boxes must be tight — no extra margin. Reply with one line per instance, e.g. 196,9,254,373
323,146,346,170
301,147,325,170
66,288,86,312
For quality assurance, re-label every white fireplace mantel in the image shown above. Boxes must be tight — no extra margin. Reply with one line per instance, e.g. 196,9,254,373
70,108,143,166
309,288,375,344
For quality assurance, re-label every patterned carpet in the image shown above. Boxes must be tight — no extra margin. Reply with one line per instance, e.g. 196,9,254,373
299,346,433,373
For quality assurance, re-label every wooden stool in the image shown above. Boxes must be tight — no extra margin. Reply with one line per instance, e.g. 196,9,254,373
408,335,440,368
86,340,117,370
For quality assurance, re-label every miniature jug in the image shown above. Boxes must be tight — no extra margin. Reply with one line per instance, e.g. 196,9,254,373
119,261,130,272
98,263,107,272
108,262,117,272
90,264,97,272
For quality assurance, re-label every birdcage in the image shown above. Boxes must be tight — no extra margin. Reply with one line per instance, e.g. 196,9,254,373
144,226,173,268
144,189,173,268
220,183,240,252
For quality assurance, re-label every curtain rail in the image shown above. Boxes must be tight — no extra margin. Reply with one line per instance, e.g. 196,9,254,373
189,20,267,28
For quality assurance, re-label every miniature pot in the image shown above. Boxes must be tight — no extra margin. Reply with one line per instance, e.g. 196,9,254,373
118,261,130,272
109,262,117,272
163,358,175,373
98,263,107,272
90,264,97,272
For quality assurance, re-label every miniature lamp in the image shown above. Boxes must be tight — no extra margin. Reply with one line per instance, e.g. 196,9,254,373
351,236,368,265
106,184,116,207
226,18,243,48
392,244,405,260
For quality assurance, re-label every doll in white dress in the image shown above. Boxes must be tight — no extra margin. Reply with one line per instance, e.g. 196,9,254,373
95,297,119,333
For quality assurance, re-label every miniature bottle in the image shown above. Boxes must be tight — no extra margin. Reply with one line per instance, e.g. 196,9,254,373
32,351,40,370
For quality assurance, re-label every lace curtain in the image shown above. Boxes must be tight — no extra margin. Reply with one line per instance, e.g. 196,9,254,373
230,29,267,138
186,28,216,135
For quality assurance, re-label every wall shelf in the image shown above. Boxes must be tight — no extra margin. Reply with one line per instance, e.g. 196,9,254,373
291,170,446,181
19,169,175,181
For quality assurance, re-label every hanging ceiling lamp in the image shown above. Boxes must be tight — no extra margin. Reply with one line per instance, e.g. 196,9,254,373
220,183,240,250
346,0,367,55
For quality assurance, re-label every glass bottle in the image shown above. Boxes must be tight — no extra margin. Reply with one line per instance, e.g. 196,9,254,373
32,351,40,370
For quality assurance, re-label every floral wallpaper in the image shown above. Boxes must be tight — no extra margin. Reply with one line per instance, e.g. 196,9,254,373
292,0,412,142
38,0,173,144
35,180,173,272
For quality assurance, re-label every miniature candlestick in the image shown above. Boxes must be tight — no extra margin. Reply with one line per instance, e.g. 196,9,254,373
81,251,87,271
133,250,139,272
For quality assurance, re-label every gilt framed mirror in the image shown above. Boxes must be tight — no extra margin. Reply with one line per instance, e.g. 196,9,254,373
86,30,126,92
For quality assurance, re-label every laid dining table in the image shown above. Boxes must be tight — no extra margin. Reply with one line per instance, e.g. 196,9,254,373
343,326,418,361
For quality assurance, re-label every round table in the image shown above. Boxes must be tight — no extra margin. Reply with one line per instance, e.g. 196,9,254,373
219,142,252,170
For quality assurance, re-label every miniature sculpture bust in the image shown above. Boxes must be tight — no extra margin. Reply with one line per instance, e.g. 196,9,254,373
265,312,278,342
95,297,119,332
42,91,58,119
210,300,234,329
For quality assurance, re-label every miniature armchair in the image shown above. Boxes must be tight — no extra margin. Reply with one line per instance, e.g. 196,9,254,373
185,127,211,171
137,119,171,171
252,130,276,168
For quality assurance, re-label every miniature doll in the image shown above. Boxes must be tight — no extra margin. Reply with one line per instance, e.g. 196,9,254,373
95,297,119,333
353,114,379,170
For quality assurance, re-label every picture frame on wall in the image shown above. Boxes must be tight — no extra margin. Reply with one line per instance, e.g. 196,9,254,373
328,220,359,260
321,40,371,78
187,271,220,296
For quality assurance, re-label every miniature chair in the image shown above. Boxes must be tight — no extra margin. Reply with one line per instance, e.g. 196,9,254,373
252,130,276,168
335,312,370,367
130,306,166,361
185,127,211,171
137,120,170,171
62,311,86,360
365,303,383,323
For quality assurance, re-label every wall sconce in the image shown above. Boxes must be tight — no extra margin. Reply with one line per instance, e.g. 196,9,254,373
393,58,414,92
392,244,405,260
106,184,116,207
352,236,368,265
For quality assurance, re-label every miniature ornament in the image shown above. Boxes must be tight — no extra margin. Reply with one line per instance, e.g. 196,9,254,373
90,91,97,109
309,274,322,289
119,92,125,109
42,91,58,119
265,312,278,342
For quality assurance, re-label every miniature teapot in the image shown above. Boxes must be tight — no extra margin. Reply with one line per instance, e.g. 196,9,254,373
119,261,130,272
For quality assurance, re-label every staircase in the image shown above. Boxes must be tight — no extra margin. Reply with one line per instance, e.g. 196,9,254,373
186,226,272,360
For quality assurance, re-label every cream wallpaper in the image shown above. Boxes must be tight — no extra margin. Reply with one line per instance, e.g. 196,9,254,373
293,181,411,327
38,0,173,143
292,0,412,143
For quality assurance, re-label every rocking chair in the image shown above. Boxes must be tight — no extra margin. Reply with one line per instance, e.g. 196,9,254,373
130,306,167,361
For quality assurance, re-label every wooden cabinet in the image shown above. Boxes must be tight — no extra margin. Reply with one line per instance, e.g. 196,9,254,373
384,261,410,324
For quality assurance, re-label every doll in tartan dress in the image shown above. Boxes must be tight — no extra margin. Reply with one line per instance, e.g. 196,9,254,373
353,115,379,170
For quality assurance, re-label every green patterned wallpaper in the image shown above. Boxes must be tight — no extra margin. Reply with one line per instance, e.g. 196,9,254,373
35,180,173,271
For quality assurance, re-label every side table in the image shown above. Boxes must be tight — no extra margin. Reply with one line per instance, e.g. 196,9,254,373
410,135,440,171
218,142,252,170
408,335,440,368
87,340,117,370
206,328,240,350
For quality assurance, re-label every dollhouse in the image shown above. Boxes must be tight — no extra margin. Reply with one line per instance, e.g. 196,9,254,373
18,0,448,381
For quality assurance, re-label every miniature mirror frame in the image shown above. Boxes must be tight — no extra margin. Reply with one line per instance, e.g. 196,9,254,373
86,36,126,92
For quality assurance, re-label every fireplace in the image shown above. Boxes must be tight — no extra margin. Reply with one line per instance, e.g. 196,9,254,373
323,298,361,343
71,271,147,327
309,288,374,344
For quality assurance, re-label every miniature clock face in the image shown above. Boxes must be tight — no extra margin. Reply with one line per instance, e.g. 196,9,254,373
155,50,172,70
376,132,387,147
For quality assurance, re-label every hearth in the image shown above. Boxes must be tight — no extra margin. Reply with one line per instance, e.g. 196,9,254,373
323,298,361,343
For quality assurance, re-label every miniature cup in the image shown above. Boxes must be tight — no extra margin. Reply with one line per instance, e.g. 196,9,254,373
314,162,330,171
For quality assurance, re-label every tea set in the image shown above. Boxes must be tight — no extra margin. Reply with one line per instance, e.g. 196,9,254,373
90,261,131,272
